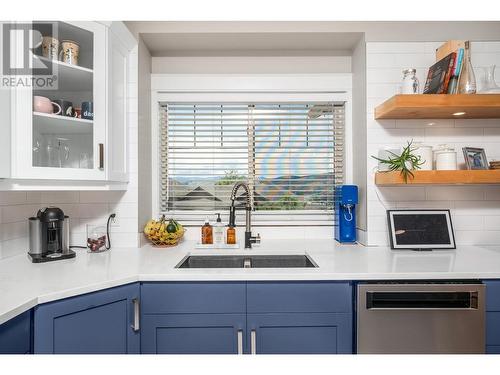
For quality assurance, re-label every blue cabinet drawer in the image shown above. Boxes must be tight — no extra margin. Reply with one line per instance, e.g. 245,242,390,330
487,312,500,346
0,310,31,354
247,282,352,313
485,281,500,311
141,282,246,314
487,345,500,354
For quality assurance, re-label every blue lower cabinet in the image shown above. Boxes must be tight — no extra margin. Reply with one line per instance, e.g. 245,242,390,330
0,310,32,354
487,345,500,354
141,314,246,354
485,280,500,353
34,283,140,354
247,313,352,354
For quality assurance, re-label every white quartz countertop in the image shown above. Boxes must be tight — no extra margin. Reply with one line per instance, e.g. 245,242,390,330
2,239,500,324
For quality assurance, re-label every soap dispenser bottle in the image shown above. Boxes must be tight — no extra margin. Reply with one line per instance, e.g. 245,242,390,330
226,225,236,245
213,213,224,247
201,217,213,244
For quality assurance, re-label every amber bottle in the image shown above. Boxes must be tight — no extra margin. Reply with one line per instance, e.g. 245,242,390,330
201,218,213,244
226,225,236,245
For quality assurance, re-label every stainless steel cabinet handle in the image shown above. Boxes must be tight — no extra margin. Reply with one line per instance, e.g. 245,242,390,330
131,298,140,332
250,329,256,355
98,143,104,170
237,330,243,355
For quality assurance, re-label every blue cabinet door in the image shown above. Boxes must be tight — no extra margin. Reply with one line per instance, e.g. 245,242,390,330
0,310,32,354
485,280,500,353
34,283,140,354
247,313,352,354
141,313,246,354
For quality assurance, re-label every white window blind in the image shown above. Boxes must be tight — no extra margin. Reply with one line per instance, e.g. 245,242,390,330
159,102,345,225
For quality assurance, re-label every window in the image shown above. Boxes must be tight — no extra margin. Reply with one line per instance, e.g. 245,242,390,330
159,102,345,225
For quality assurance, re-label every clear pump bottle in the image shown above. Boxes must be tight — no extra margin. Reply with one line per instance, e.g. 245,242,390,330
213,213,224,247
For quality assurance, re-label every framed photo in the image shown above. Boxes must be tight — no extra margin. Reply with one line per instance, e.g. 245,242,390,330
387,209,456,250
463,147,488,170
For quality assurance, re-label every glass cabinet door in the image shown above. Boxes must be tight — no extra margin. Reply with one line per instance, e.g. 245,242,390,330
14,21,106,180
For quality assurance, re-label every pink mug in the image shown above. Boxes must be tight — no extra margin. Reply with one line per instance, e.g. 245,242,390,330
33,96,61,115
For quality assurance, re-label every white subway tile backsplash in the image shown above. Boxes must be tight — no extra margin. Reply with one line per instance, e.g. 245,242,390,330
78,191,125,204
371,187,427,202
367,42,427,54
452,215,484,231
425,186,485,201
484,215,500,230
0,192,27,206
367,54,398,68
1,221,27,241
456,119,500,128
471,42,500,53
77,203,109,219
395,53,435,69
454,200,500,215
484,186,500,201
1,204,40,223
367,83,399,99
396,200,454,210
367,215,388,231
424,127,484,143
367,68,402,84
395,119,454,129
41,191,80,204
367,128,425,144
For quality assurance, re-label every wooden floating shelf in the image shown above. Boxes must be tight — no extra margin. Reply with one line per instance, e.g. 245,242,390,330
375,94,500,119
375,170,500,186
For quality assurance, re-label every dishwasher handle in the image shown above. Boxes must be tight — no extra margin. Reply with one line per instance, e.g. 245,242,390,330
366,291,479,310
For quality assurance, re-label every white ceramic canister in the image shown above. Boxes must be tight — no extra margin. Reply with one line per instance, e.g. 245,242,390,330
377,146,401,171
414,143,433,170
434,144,457,170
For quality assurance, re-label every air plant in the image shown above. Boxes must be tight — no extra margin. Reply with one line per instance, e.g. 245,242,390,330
372,140,424,183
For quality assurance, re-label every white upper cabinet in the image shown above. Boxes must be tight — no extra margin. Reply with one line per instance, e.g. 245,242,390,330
2,21,136,189
106,22,136,183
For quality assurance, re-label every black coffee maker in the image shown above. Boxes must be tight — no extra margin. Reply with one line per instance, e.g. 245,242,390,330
28,207,75,263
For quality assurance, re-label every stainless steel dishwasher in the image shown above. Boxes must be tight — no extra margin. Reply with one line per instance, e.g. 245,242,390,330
357,282,485,354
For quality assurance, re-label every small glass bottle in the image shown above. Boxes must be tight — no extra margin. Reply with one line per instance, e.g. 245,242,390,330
226,225,236,245
458,41,477,94
201,218,213,244
400,68,420,94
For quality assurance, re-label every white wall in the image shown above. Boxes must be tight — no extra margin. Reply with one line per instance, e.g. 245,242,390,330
366,41,500,246
138,37,152,236
351,36,367,243
152,56,351,74
0,46,140,259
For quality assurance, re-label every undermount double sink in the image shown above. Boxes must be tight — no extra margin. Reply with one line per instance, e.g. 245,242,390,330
176,254,317,269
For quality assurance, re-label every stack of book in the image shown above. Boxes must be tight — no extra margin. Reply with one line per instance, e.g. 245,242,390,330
489,161,500,170
423,40,466,94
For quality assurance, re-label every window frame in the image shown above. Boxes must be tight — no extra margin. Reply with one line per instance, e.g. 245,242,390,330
151,74,353,226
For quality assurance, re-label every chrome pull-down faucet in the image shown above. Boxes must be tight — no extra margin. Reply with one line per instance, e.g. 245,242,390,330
228,182,261,249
